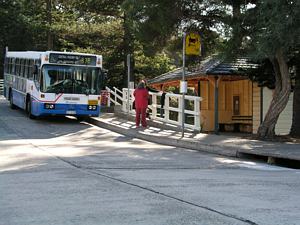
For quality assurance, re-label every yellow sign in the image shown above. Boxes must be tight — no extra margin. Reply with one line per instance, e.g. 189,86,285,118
88,100,98,105
185,33,201,56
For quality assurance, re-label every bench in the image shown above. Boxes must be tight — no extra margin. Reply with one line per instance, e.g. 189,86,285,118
219,115,253,132
231,115,252,124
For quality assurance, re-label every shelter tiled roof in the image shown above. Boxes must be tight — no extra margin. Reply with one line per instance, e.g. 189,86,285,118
206,57,259,75
148,57,259,85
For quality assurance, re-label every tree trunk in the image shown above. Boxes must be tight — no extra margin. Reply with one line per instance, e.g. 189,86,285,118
257,48,291,139
290,65,300,137
47,0,53,50
231,1,243,48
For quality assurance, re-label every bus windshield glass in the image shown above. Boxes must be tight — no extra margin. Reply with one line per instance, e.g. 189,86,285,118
41,65,101,94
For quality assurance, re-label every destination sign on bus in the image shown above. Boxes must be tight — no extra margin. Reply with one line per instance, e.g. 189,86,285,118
49,53,97,66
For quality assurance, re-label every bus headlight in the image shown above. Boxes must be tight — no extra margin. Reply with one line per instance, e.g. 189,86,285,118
44,103,55,109
88,105,97,111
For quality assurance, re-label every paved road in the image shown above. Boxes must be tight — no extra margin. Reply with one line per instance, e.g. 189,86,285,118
0,97,299,225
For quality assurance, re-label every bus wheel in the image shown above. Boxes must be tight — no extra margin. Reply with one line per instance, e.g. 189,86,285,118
27,98,36,119
9,91,17,109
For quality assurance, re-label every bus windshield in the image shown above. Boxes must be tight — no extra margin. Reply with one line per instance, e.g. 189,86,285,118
41,65,101,94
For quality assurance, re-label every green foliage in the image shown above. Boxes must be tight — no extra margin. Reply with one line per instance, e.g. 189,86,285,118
124,0,224,58
0,0,37,77
4,0,298,93
123,0,181,55
247,59,275,89
219,0,299,90
134,46,175,82
247,0,300,58
0,0,175,87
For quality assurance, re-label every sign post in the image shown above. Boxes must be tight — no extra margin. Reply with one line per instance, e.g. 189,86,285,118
181,33,187,138
181,32,201,137
127,54,130,117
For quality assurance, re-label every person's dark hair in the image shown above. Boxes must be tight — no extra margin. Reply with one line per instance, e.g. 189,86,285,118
137,81,145,89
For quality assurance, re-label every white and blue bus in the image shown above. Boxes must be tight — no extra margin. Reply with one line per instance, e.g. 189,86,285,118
3,49,105,120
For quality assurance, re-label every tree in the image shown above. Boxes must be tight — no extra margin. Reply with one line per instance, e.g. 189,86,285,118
0,0,175,89
245,0,300,139
123,0,224,58
290,56,300,137
0,0,38,77
219,0,299,139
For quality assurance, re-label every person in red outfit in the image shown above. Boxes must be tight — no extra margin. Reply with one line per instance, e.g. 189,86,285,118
133,81,149,128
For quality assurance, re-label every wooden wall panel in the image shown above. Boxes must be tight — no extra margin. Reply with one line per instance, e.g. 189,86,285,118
209,81,214,110
243,81,249,115
200,81,209,110
249,81,253,116
226,82,233,111
219,82,226,110
252,83,261,134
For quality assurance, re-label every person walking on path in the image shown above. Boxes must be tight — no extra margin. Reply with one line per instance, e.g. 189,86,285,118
133,81,149,128
142,79,159,118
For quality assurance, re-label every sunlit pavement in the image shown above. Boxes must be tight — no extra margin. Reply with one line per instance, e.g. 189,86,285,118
90,112,300,162
1,97,300,225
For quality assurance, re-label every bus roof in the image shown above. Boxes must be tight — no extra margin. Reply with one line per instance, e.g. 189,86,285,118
6,51,43,59
6,51,101,59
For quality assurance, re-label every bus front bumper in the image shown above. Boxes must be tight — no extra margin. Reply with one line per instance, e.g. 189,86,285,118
32,101,100,117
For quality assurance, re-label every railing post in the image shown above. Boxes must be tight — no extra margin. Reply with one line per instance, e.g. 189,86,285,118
130,88,134,113
113,87,117,104
107,92,111,107
151,93,157,118
195,98,201,131
105,87,111,107
164,95,169,122
122,89,127,112
178,96,183,128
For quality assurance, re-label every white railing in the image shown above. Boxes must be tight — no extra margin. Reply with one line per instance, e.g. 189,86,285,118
0,79,3,95
122,88,135,112
105,87,202,131
0,79,4,95
105,86,123,107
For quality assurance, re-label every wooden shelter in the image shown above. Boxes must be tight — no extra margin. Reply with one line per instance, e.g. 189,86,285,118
148,57,260,133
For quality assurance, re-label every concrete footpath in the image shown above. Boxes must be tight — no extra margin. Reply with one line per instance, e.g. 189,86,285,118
89,113,300,166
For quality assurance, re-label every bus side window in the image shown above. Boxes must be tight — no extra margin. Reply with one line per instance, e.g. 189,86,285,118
29,60,34,79
8,58,12,74
29,60,32,78
33,59,41,81
35,59,41,66
33,65,39,81
23,59,28,78
19,59,24,77
18,58,22,76
18,59,20,76
24,59,28,78
15,58,20,76
12,58,15,75
37,68,41,82
11,58,14,74
20,59,24,77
